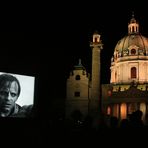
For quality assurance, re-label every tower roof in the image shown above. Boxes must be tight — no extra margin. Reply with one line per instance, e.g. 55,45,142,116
74,59,86,70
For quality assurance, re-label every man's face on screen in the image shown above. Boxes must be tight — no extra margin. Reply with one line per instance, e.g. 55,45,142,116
0,81,19,117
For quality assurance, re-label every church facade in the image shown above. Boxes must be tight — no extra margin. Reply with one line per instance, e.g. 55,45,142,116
65,15,148,124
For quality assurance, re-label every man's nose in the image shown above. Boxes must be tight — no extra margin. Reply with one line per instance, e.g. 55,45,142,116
6,93,11,101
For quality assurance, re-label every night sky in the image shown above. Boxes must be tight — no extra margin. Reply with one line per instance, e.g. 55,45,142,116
1,2,148,103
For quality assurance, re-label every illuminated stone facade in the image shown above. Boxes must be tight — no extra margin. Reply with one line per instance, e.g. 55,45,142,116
103,14,148,123
66,59,90,117
66,14,148,124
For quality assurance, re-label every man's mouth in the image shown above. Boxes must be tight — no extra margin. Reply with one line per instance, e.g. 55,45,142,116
1,104,11,112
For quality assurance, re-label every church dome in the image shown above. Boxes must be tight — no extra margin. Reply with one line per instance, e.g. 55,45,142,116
112,14,148,60
110,14,148,84
114,34,148,57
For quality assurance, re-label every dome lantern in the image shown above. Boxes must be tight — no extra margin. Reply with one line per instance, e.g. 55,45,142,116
128,12,139,34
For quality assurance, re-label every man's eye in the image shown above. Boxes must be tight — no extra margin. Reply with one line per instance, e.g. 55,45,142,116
11,93,16,97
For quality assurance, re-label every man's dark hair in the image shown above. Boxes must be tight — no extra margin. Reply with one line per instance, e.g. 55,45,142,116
0,74,21,96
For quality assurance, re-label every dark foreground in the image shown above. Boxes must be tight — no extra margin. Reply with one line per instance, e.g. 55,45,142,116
0,117,148,146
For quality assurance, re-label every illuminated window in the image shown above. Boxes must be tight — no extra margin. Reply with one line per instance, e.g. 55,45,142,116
113,104,119,118
131,67,136,78
107,106,111,115
131,49,136,55
74,92,80,97
120,103,127,119
75,75,80,80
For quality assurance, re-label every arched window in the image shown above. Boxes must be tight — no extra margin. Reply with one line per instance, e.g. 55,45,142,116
75,75,80,80
131,49,136,55
131,67,136,78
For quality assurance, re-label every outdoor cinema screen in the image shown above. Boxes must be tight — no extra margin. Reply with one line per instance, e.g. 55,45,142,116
0,72,35,118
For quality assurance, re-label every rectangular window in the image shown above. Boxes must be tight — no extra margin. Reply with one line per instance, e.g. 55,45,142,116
131,67,136,78
74,92,80,97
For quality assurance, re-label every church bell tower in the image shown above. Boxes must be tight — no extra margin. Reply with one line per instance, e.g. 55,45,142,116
90,31,103,116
